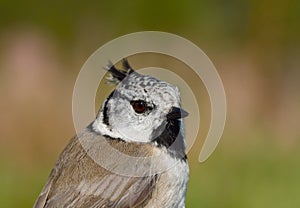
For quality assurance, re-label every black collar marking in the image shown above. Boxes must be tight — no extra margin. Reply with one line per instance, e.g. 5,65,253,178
102,90,115,126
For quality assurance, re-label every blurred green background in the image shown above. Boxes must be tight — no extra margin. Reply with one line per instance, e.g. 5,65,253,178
1,1,300,207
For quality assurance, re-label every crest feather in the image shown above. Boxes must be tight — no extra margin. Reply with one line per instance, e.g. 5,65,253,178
106,59,134,84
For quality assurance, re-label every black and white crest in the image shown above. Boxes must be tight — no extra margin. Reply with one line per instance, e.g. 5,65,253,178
106,59,135,84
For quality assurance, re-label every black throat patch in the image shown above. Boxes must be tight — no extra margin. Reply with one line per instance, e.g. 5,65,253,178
152,119,187,161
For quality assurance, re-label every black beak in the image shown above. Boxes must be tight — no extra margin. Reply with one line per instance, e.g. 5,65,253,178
166,107,189,120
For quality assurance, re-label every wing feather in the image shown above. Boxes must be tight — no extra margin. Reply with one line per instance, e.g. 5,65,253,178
33,129,158,208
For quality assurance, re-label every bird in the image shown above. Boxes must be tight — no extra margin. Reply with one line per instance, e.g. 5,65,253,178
33,59,189,208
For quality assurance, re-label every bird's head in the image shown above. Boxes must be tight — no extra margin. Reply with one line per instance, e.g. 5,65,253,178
93,59,188,149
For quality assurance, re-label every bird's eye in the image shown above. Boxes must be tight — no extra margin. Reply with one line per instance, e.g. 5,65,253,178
131,100,147,114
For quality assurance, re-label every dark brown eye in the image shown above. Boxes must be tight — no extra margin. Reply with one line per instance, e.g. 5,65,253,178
131,100,146,114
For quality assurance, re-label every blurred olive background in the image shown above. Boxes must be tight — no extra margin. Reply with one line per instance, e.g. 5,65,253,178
1,1,300,207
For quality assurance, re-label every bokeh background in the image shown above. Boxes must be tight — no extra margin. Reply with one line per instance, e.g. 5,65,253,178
1,1,300,207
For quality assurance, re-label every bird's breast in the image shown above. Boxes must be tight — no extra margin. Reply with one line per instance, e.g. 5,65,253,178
145,147,189,208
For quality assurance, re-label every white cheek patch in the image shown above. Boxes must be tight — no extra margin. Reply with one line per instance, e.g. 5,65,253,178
115,116,153,143
118,128,151,142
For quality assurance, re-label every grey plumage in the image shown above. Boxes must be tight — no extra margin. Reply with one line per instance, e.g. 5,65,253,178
34,128,158,208
34,59,189,208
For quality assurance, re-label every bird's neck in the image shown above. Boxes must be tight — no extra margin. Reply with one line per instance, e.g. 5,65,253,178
152,119,187,161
